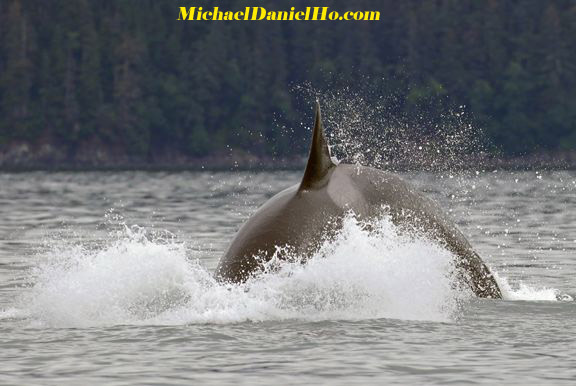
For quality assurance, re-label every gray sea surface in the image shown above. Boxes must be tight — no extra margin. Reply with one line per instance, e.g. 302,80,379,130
1,170,575,385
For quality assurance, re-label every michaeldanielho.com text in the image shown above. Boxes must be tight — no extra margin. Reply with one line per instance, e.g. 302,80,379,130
178,7,381,21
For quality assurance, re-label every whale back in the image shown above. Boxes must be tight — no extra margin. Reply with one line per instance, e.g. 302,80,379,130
215,103,341,283
214,102,501,298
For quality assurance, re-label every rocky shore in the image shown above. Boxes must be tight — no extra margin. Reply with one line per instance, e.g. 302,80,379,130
1,141,575,171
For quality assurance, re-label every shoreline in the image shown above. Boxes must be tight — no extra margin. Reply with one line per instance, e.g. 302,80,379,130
1,140,575,172
1,154,575,172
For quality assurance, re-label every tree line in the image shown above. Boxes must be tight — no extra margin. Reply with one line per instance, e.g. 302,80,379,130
0,0,575,164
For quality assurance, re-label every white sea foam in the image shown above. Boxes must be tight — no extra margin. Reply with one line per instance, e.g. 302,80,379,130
10,215,569,328
496,274,573,302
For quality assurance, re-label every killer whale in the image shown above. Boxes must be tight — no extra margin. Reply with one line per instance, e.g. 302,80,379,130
215,102,501,298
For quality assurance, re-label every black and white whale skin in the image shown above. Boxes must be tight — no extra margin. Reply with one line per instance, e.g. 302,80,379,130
215,103,501,298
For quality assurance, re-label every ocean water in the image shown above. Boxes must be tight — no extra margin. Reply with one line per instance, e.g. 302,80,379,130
0,170,575,384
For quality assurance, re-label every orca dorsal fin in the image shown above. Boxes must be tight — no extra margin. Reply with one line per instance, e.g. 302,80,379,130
299,101,335,190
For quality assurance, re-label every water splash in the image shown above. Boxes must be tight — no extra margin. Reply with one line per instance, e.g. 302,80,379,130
9,215,461,327
7,213,568,328
294,83,489,172
496,274,573,302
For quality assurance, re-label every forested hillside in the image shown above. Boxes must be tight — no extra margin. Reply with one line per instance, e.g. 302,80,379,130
1,0,575,166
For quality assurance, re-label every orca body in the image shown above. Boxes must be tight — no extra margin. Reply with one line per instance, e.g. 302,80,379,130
215,103,501,298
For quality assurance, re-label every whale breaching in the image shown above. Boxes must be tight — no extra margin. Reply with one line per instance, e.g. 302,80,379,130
215,102,501,298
